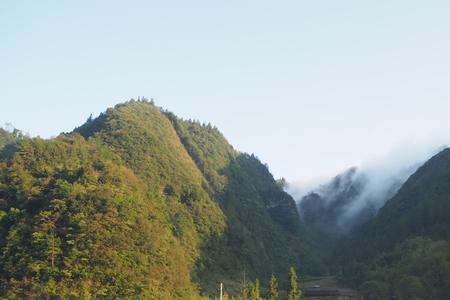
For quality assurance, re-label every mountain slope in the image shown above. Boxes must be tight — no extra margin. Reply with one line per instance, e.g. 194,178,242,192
338,148,450,299
74,100,227,295
0,135,202,299
345,148,450,258
299,168,369,237
165,113,324,285
0,99,322,298
70,100,320,293
297,168,394,269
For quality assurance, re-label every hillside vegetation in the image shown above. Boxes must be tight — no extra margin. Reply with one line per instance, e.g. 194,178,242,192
0,127,23,159
0,100,318,299
337,148,450,299
4,100,450,299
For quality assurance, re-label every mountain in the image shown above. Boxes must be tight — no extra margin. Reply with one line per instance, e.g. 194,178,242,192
4,99,450,299
298,164,415,236
165,112,324,288
295,148,450,299
353,148,450,253
299,168,370,237
338,148,450,299
297,167,403,267
0,100,319,299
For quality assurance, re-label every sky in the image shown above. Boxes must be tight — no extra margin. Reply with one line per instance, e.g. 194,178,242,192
1,1,450,182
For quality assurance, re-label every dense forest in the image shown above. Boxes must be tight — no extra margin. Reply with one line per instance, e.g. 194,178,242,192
0,100,319,299
299,148,450,299
2,99,450,299
336,148,450,299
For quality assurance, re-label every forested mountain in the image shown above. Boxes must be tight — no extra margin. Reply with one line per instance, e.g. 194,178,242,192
337,148,450,299
164,113,324,289
0,100,319,299
299,168,369,237
299,165,412,237
5,99,450,299
298,167,402,266
294,147,450,299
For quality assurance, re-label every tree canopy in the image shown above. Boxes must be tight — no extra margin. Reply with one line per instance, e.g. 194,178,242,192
0,100,317,298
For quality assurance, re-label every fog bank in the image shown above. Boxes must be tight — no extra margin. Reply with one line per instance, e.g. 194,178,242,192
286,138,449,231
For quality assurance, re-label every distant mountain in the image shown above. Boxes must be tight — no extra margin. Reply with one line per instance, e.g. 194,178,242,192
338,148,450,299
295,149,450,299
0,100,320,299
298,162,420,235
299,168,369,237
342,148,450,255
297,166,405,266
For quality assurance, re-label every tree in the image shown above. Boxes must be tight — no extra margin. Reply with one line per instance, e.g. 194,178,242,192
360,281,389,300
268,274,279,300
240,278,261,300
250,279,260,300
276,177,287,189
288,267,301,300
240,278,250,300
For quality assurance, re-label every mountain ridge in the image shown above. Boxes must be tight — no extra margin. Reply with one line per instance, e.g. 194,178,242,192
336,147,450,299
0,99,319,299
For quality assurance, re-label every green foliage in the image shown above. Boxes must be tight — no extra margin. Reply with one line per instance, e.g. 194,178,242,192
239,278,261,300
164,113,236,193
76,101,226,237
346,149,450,262
268,274,279,300
0,100,318,298
337,148,450,299
249,279,260,300
240,280,250,300
288,267,301,300
0,128,15,150
341,239,450,299
0,127,24,159
359,281,389,300
167,114,324,289
0,135,204,298
349,237,450,299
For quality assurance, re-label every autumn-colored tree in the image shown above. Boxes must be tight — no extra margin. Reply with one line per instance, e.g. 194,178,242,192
250,279,260,300
268,274,279,300
288,267,301,300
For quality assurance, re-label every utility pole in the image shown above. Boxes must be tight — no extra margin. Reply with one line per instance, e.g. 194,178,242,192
219,282,223,300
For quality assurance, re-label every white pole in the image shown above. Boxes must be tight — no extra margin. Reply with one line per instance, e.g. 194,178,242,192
219,282,223,300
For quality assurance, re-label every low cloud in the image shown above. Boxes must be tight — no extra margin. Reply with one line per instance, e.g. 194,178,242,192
286,137,449,232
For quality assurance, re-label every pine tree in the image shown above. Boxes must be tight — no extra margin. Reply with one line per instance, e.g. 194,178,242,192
268,274,279,300
241,279,250,300
288,267,301,300
250,279,260,300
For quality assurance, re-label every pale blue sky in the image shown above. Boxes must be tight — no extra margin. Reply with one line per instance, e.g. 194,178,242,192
1,1,450,181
